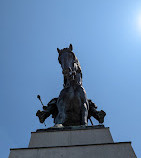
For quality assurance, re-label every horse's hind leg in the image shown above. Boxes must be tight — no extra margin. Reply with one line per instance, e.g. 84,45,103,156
78,86,89,126
55,99,66,126
81,102,88,125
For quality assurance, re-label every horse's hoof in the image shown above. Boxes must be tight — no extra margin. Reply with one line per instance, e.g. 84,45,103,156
98,110,106,123
54,124,64,128
80,123,88,127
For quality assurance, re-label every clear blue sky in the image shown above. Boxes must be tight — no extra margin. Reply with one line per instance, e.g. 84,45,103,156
0,0,141,157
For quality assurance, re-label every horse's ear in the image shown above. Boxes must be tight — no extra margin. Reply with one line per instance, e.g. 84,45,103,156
69,44,73,51
57,48,60,53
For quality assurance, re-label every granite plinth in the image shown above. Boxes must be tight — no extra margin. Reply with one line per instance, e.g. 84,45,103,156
29,125,113,148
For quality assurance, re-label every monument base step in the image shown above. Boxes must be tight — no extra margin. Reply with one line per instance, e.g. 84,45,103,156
9,142,136,158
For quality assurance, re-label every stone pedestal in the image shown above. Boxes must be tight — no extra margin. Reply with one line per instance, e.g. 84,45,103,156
9,126,136,158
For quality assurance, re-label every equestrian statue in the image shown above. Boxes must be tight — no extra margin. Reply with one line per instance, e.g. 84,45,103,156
36,44,106,127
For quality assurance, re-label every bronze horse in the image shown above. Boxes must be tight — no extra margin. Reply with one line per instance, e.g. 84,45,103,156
36,44,106,127
55,44,89,126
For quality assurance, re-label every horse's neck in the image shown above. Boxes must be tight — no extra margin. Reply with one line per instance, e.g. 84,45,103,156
63,72,82,88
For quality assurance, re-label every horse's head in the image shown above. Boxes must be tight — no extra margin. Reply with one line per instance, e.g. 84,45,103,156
57,44,81,78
